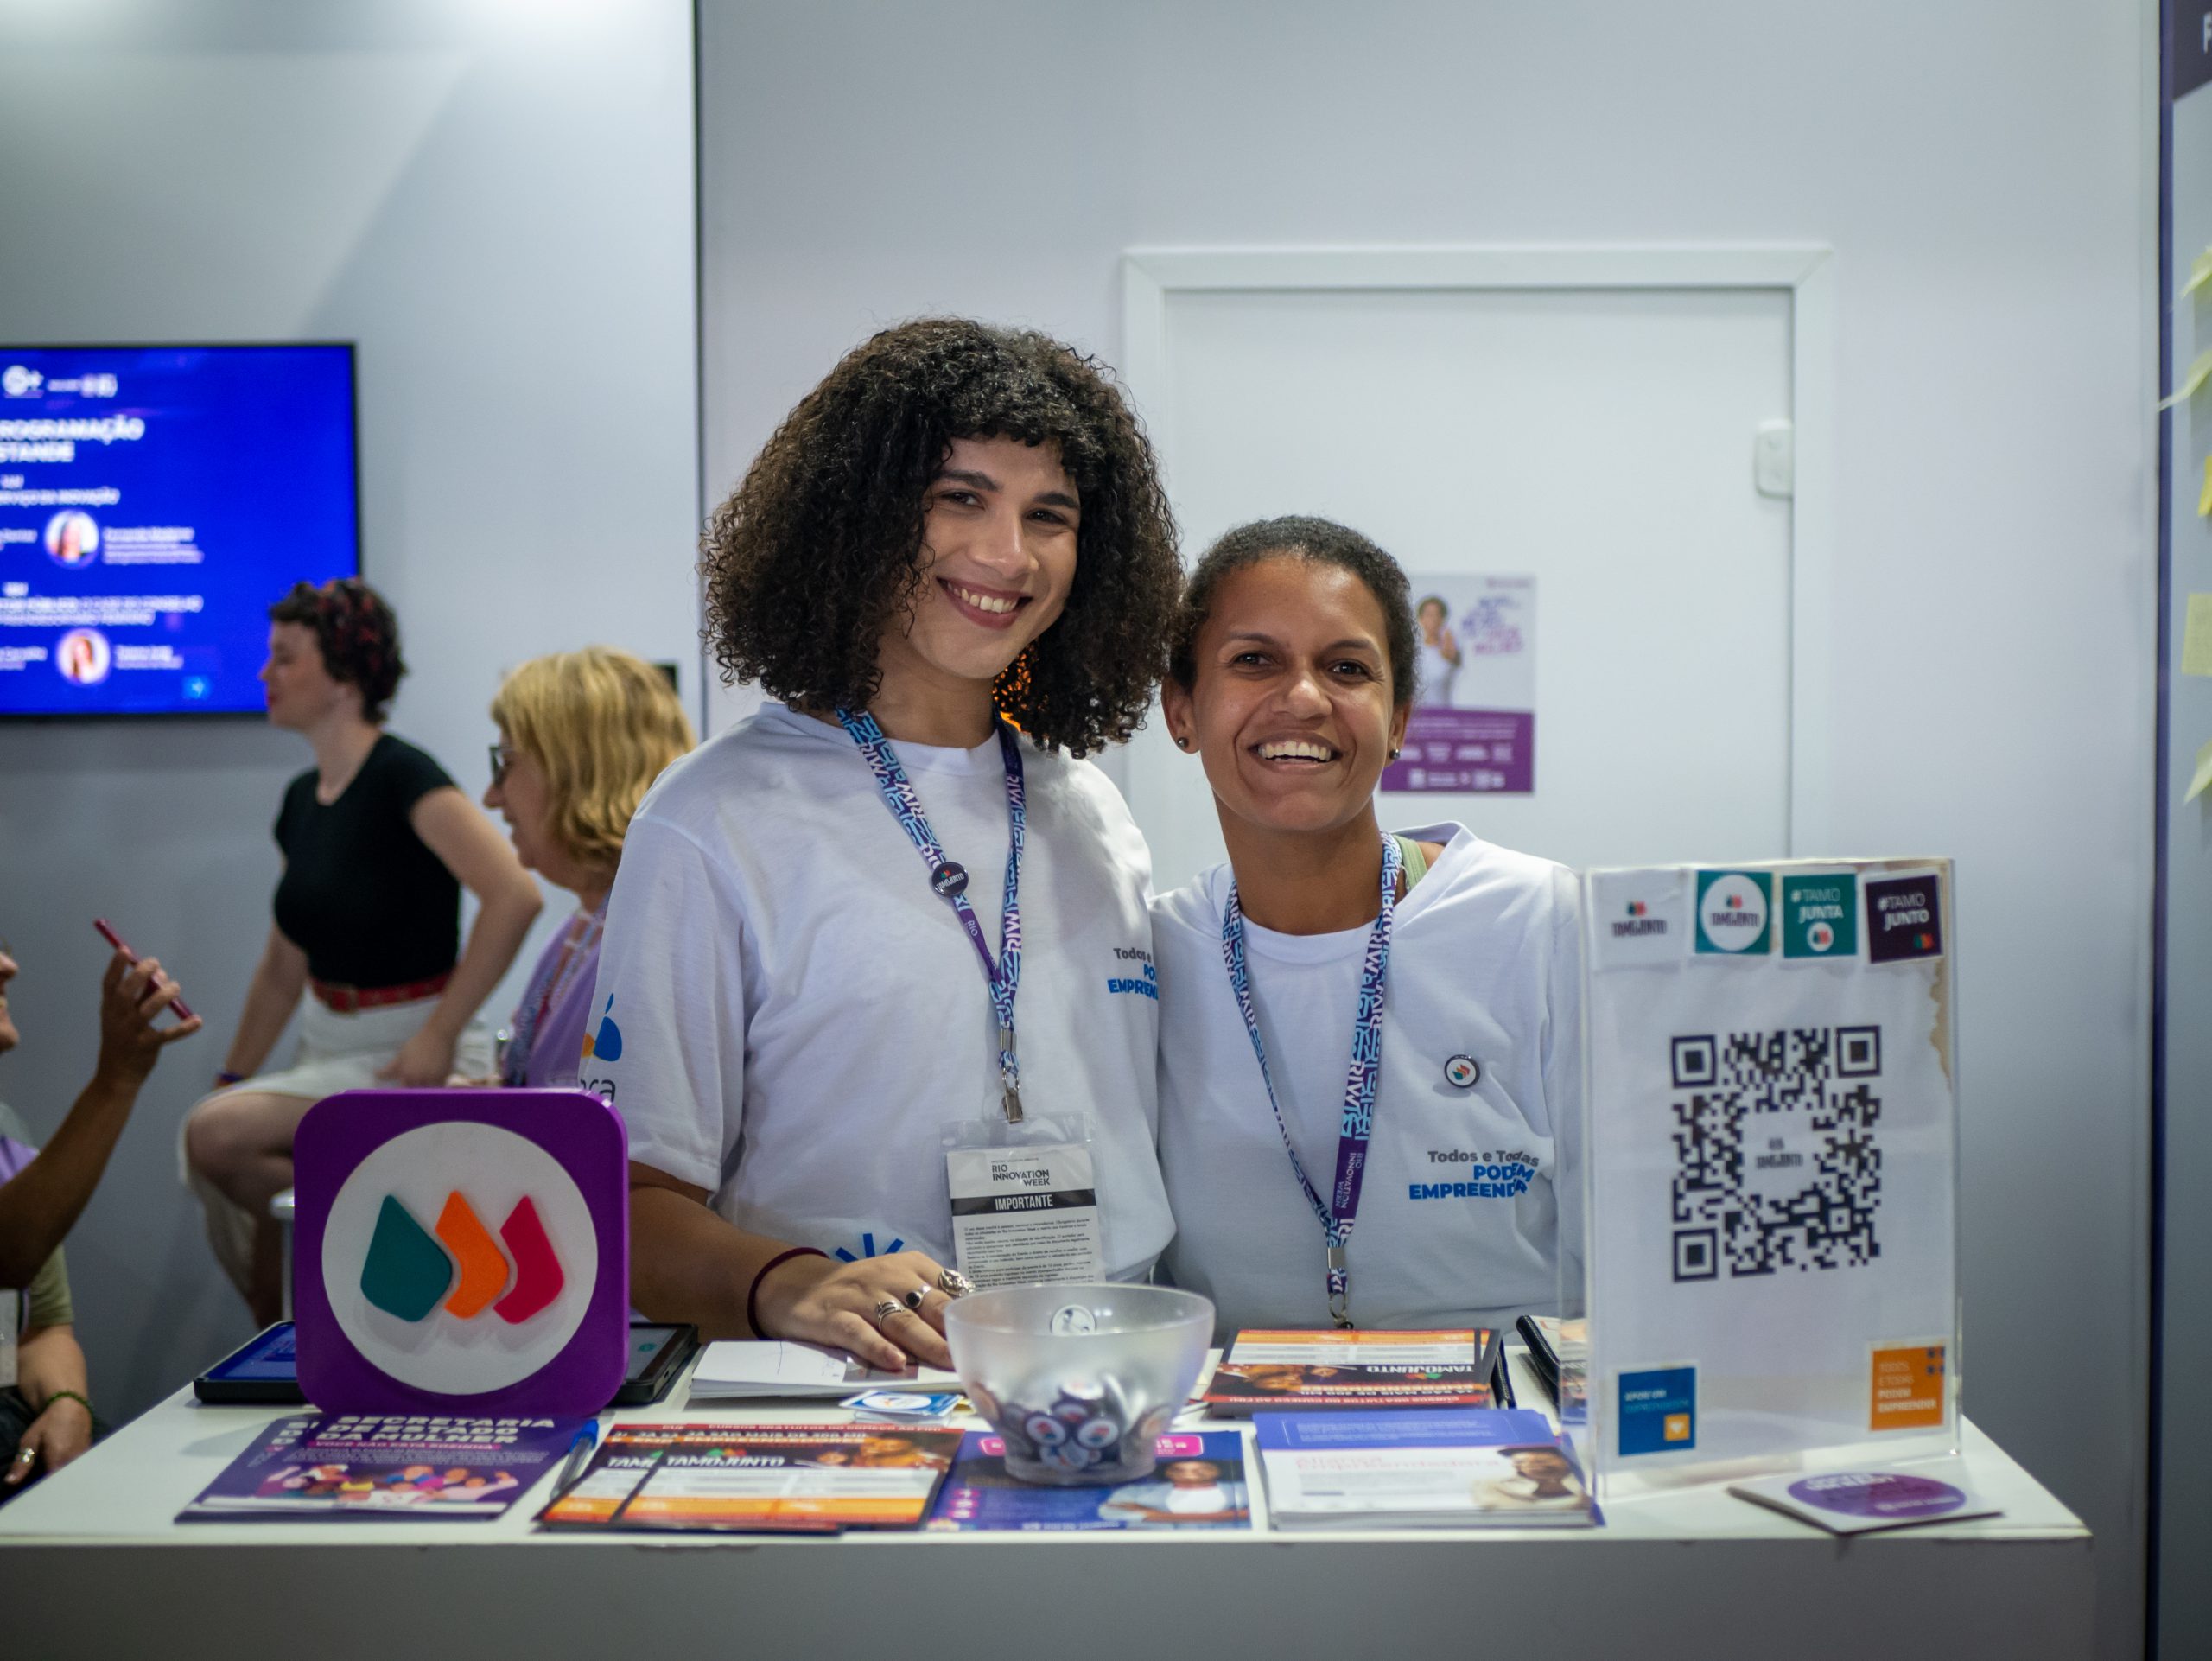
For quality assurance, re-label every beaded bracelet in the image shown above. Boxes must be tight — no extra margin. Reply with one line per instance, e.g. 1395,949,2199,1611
41,1389,92,1419
745,1246,829,1338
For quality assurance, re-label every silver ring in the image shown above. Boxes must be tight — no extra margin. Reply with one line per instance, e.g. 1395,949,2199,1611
12,1448,34,1464
936,1268,975,1299
902,1285,930,1312
870,1297,903,1328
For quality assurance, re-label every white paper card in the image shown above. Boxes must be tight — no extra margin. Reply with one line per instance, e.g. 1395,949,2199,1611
1587,868,1688,970
1260,1441,1592,1526
688,1340,958,1400
946,1141,1104,1288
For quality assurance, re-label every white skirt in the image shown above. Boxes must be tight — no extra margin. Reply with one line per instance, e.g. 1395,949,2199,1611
181,994,493,1295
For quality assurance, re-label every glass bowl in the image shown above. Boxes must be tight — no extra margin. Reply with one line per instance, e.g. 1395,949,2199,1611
942,1283,1214,1486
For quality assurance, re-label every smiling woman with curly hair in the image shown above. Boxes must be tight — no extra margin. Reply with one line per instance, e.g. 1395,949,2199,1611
593,319,1181,1367
702,315,1178,753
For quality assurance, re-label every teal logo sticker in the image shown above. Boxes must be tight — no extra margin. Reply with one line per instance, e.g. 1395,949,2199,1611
1694,871,1771,955
1781,872,1859,959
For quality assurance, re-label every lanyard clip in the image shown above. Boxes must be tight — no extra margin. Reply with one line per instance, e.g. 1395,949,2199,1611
1326,1245,1351,1327
998,1025,1022,1123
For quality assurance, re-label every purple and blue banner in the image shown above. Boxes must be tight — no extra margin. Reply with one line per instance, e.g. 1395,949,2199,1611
0,343,359,717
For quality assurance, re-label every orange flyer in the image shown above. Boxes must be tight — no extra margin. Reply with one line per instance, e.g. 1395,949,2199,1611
536,1424,959,1532
1205,1328,1501,1416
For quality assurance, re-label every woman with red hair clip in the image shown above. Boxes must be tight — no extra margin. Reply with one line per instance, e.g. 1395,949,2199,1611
182,577,542,1322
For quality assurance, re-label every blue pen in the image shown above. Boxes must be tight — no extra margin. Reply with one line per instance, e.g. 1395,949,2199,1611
554,1421,600,1494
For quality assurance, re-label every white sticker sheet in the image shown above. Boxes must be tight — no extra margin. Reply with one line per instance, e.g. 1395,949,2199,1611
945,1140,1105,1289
1581,859,1958,1488
1587,868,1689,970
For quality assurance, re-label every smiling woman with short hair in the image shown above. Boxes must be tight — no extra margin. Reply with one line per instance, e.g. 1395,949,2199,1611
592,319,1180,1368
1153,517,1583,1340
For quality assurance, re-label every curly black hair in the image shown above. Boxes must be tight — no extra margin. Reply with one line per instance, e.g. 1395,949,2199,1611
1168,516,1418,709
268,576,406,722
700,318,1179,756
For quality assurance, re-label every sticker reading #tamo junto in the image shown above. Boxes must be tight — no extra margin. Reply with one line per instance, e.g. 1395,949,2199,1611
1864,871,1944,964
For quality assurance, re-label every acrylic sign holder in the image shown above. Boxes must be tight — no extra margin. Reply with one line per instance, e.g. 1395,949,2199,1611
1578,858,1961,1501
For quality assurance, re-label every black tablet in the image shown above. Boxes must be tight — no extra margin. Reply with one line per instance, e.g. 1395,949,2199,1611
613,1321,699,1406
192,1318,698,1407
193,1321,305,1404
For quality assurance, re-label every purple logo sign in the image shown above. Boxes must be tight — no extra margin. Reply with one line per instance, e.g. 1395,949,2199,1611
293,1089,629,1418
1787,1471,1967,1519
1381,709,1535,794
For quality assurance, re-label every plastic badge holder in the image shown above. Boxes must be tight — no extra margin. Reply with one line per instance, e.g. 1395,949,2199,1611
944,1282,1212,1486
1578,859,1961,1502
292,1088,629,1418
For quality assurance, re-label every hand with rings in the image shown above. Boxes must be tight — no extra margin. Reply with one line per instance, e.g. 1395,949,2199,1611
751,1248,969,1371
901,1270,971,1313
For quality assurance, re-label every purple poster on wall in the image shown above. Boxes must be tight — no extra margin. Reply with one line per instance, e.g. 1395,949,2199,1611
1382,573,1536,794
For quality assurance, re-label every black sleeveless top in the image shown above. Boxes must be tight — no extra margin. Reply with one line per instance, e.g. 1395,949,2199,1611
273,734,460,987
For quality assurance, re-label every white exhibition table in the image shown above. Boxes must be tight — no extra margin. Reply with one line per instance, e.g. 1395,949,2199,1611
1,1350,2091,1661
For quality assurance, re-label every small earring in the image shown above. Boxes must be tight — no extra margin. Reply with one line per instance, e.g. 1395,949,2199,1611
1389,748,1402,760
1174,736,1190,750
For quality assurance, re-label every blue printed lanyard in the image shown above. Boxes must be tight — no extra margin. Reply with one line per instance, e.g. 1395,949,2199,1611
1220,833,1402,1327
837,709,1027,1123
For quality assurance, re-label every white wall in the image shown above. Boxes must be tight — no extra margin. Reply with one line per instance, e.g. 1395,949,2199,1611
0,0,698,1419
699,4,2154,1656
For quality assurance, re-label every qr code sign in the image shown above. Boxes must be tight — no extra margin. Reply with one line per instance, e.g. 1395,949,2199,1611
1667,1028,1883,1281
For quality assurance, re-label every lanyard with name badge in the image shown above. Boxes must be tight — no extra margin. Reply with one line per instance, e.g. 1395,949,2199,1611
1221,832,1402,1327
837,707,1108,1289
837,708,1027,1123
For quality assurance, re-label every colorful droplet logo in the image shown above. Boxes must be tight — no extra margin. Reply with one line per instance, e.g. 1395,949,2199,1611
322,1121,598,1395
358,1192,565,1325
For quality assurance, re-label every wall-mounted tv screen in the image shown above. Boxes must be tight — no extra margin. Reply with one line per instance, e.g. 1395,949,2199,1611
0,343,359,717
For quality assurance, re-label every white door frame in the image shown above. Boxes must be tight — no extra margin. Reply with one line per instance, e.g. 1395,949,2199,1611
1120,245,1837,856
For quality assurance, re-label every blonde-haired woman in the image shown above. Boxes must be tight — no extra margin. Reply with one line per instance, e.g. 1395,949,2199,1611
483,648,695,1088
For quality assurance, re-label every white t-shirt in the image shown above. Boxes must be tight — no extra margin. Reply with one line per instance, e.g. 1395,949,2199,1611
1153,824,1582,1337
588,702,1173,1279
